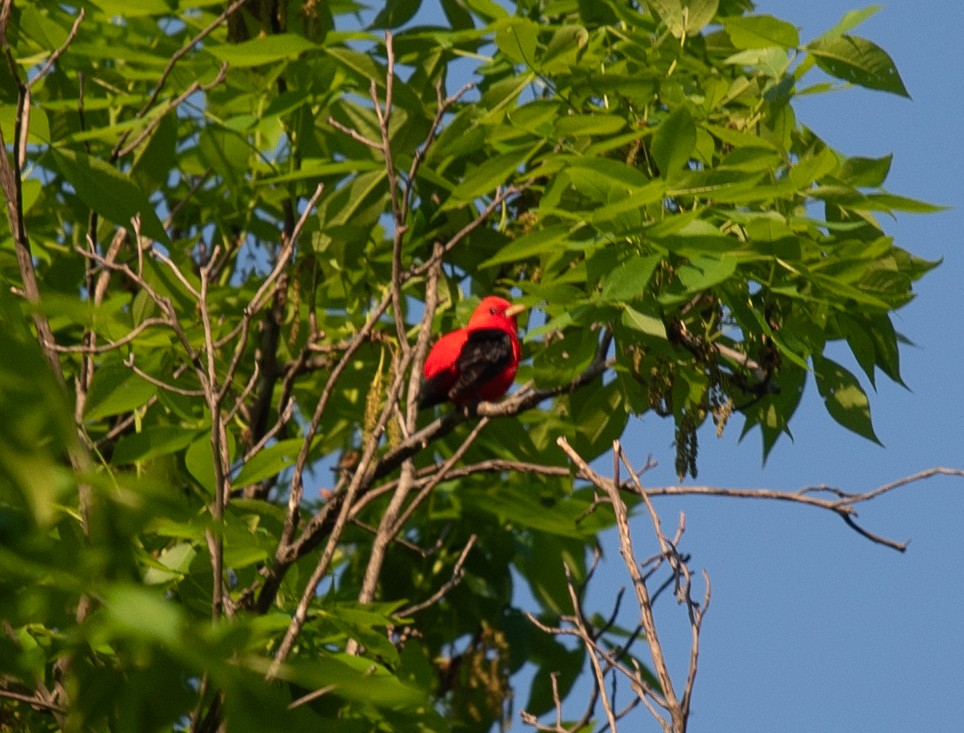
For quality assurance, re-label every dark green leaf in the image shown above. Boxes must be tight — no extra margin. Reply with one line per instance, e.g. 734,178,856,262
113,427,200,465
808,35,910,98
837,154,892,187
440,0,474,29
50,148,169,243
448,146,534,203
813,355,881,444
84,365,157,422
234,439,303,487
652,106,696,179
601,255,661,302
371,0,422,28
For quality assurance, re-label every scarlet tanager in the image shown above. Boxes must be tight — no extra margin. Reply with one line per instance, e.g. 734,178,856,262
418,296,526,409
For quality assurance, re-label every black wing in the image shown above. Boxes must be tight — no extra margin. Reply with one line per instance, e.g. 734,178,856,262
448,328,513,403
417,370,452,409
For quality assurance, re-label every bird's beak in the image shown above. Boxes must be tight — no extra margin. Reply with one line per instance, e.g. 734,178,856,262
504,303,527,318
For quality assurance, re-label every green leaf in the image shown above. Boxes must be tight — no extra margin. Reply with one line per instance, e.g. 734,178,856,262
371,0,423,28
463,0,509,22
600,255,661,302
572,380,630,458
565,156,653,196
813,356,881,444
542,24,589,72
88,0,174,16
440,0,474,29
494,17,539,65
234,439,303,487
448,146,534,203
324,45,384,82
84,364,157,422
858,193,946,214
839,313,904,387
113,427,201,465
837,154,892,187
103,584,186,645
814,5,882,42
50,148,169,243
463,485,591,540
480,224,575,267
589,180,668,226
199,126,250,188
185,432,236,493
652,106,696,179
131,111,177,190
808,35,910,98
721,14,799,49
621,305,668,339
650,0,719,38
677,254,737,292
725,46,790,79
143,542,197,585
555,113,626,137
208,33,319,67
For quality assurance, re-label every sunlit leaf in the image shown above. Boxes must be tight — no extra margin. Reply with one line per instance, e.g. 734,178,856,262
808,35,910,98
722,14,799,49
650,0,719,38
621,305,668,339
208,34,319,67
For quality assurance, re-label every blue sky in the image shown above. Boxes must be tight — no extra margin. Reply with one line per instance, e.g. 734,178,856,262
580,2,964,730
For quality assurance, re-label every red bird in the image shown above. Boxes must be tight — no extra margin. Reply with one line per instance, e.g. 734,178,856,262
418,296,525,409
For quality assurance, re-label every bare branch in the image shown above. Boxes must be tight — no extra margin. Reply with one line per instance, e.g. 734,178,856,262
45,318,171,355
557,436,682,732
354,247,446,620
123,354,205,397
565,565,619,733
119,0,247,147
374,32,410,351
117,62,229,159
326,116,381,149
0,685,65,715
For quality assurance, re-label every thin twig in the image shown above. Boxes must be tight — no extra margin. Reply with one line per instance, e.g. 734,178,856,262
45,318,171,354
566,566,619,733
123,354,205,397
557,436,679,732
375,32,410,350
326,117,381,148
113,0,247,157
118,62,229,159
398,534,478,616
26,8,85,90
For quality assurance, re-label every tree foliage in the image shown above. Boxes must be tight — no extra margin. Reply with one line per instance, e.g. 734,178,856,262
0,0,936,730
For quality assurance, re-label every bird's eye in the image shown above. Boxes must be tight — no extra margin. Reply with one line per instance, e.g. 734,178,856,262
489,307,498,315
